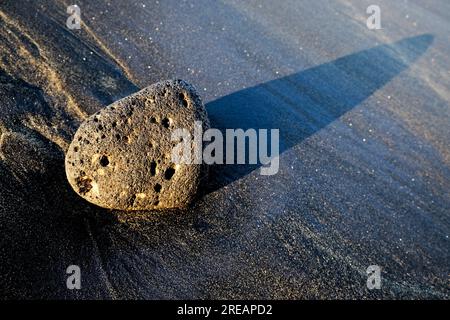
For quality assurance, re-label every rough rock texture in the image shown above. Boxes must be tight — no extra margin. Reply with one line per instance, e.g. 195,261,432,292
65,80,209,210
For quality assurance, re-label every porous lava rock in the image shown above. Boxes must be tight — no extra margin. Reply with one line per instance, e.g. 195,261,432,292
65,80,209,210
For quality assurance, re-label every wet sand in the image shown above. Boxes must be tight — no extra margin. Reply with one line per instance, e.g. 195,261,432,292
0,0,449,299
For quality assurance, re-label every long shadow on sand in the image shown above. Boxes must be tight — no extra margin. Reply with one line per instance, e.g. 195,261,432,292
205,34,433,192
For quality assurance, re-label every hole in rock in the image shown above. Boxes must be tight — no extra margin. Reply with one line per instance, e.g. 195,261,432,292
150,161,157,176
76,176,92,195
100,155,109,167
179,93,188,107
162,117,170,128
154,183,162,193
164,167,175,180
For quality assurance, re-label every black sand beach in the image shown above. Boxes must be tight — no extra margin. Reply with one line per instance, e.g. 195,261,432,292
0,0,449,299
